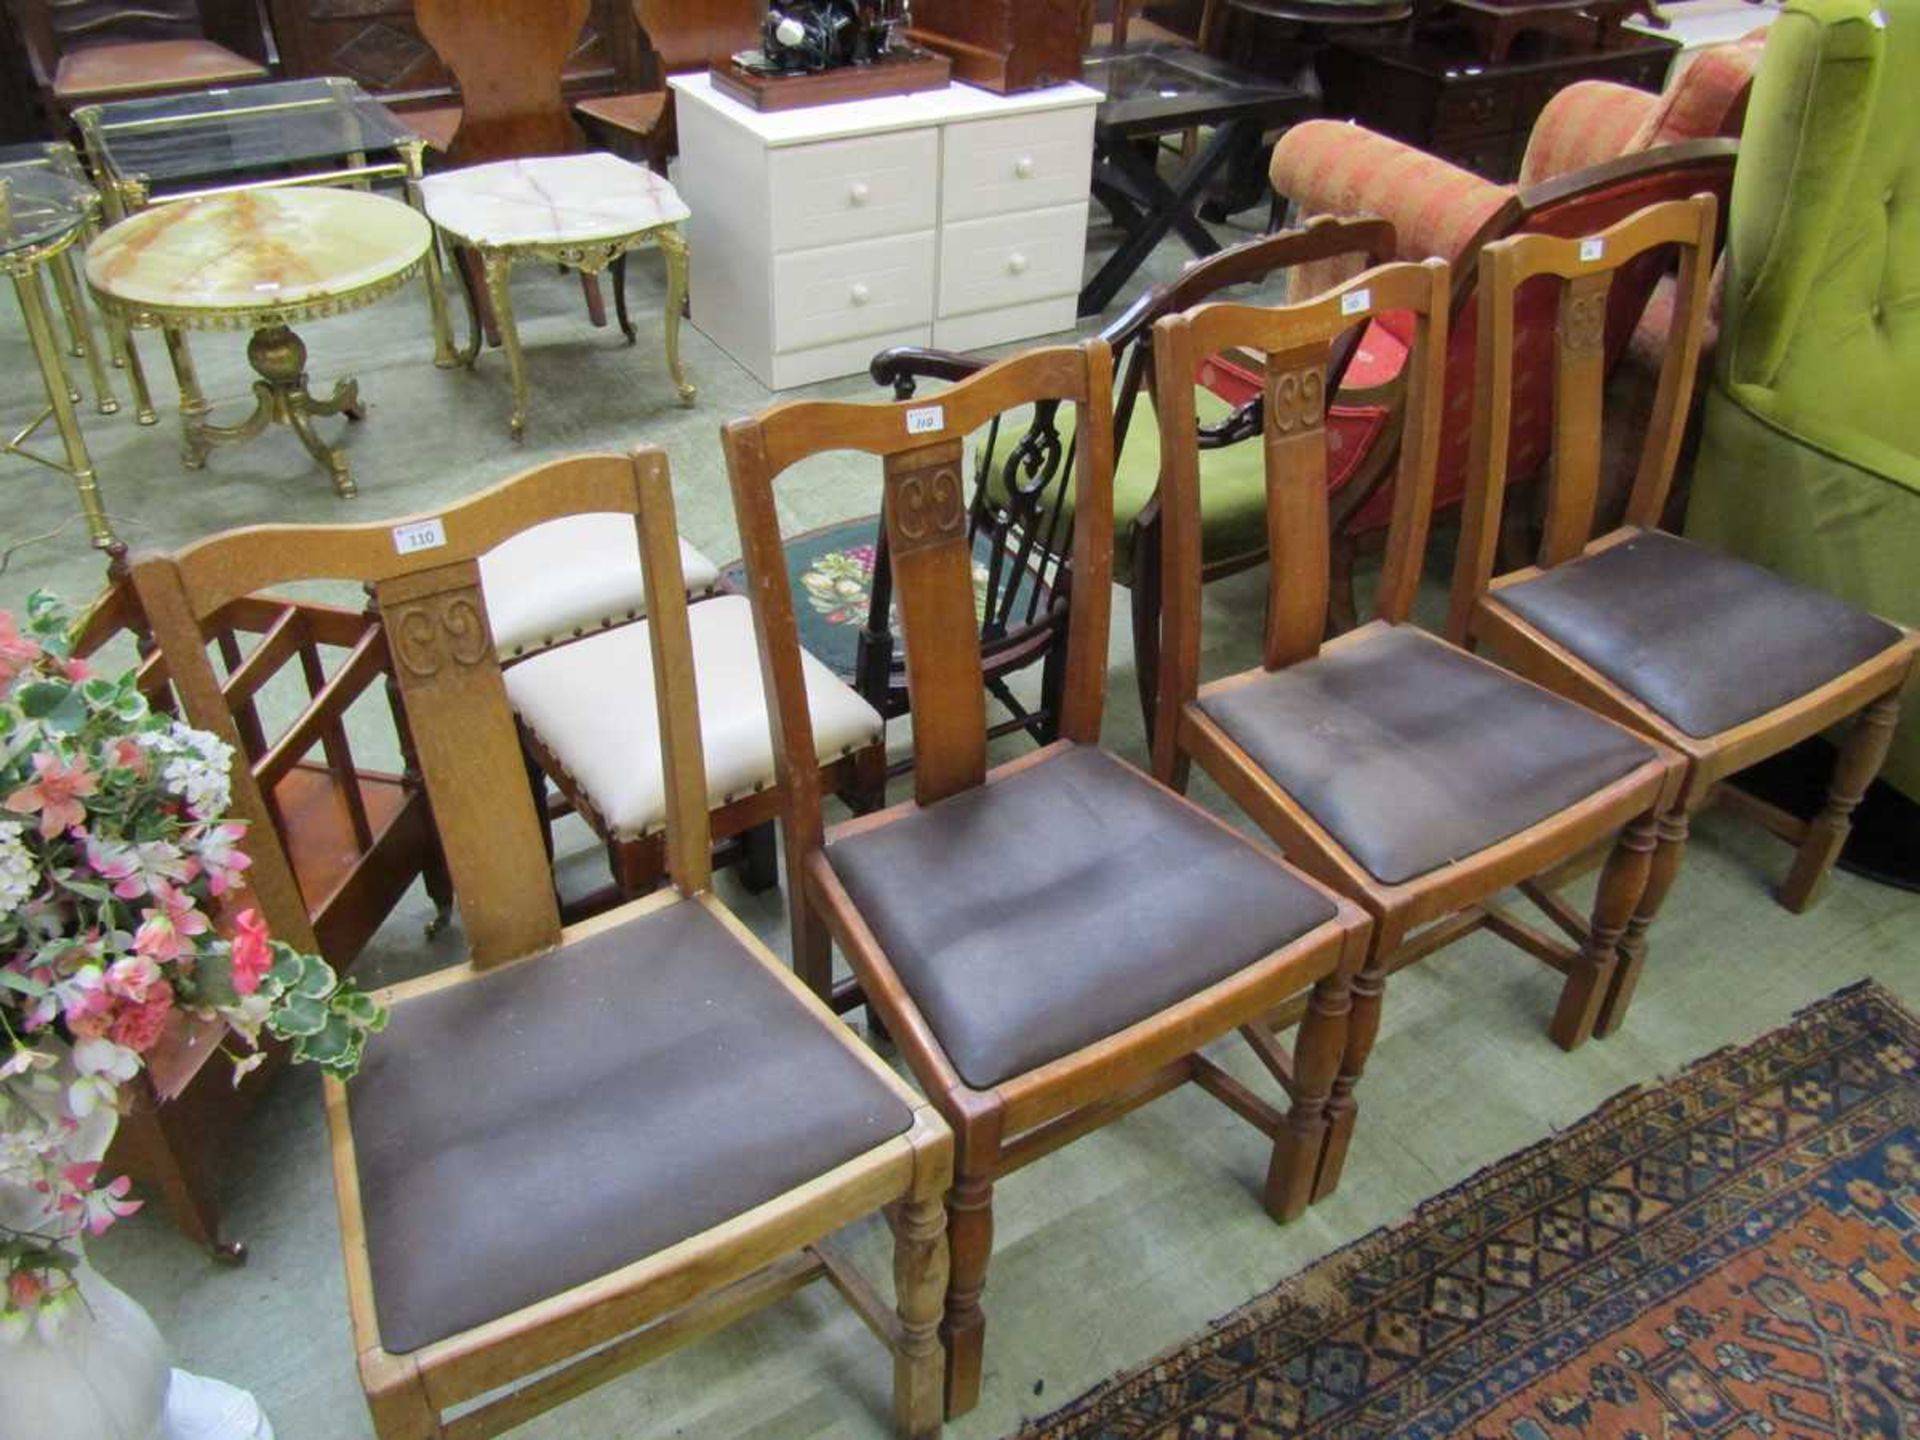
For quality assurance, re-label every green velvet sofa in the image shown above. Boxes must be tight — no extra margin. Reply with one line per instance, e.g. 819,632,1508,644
1686,0,1920,799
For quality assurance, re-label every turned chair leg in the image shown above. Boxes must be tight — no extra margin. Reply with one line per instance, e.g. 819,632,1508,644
892,1195,948,1440
1314,960,1383,1203
941,1173,994,1418
1551,811,1656,1050
1267,972,1350,1220
1596,808,1689,1038
1778,693,1900,913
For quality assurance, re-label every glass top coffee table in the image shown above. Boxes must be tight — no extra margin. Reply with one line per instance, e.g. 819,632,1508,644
87,187,432,497
1079,45,1316,315
2,145,120,547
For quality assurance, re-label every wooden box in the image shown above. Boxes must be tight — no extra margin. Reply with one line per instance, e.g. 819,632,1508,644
907,0,1092,92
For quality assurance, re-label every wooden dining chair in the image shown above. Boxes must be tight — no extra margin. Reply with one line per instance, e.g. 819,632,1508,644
725,342,1371,1417
1150,259,1687,1199
1447,194,1919,937
129,451,953,1440
575,0,761,174
72,549,450,1262
9,0,268,123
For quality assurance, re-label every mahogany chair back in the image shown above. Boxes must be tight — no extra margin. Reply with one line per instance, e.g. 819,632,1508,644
413,0,591,166
1150,258,1450,761
724,343,1115,911
632,0,760,85
1445,194,1718,641
131,449,708,968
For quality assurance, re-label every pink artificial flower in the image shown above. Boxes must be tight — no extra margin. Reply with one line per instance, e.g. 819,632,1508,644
133,880,209,963
62,658,90,682
195,823,253,898
4,753,99,839
108,981,174,1054
7,1269,45,1310
230,908,273,996
58,967,113,1039
56,1163,143,1235
105,953,163,1003
0,612,40,687
105,737,148,776
85,835,145,900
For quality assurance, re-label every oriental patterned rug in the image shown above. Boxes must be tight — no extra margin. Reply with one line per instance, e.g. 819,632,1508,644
1018,981,1920,1439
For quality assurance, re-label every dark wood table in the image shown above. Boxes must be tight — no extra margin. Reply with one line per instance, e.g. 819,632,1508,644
1319,23,1679,179
1079,44,1316,316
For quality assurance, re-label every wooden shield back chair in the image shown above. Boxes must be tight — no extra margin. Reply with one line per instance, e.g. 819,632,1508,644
725,342,1372,1417
129,452,954,1440
575,0,762,173
1149,259,1685,1199
71,556,449,1261
1447,194,1919,928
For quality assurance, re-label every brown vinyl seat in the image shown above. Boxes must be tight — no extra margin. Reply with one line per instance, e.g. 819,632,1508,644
829,745,1339,1089
351,899,914,1353
1492,530,1905,739
1198,626,1656,886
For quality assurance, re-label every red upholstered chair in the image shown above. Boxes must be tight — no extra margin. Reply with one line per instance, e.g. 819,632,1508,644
1270,38,1760,620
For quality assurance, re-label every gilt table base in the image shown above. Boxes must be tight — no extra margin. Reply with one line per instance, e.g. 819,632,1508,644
181,323,365,496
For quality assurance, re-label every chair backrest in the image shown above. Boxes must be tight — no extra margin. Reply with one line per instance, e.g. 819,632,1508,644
1719,0,1916,458
413,0,590,165
725,342,1116,824
632,0,760,84
1445,194,1719,641
1149,259,1450,766
1409,140,1737,529
8,0,193,89
129,450,706,969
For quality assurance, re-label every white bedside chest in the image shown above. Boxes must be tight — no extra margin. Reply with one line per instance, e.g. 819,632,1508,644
670,74,1100,390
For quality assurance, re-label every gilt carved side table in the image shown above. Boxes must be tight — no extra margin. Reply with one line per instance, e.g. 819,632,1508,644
86,187,431,497
418,152,695,440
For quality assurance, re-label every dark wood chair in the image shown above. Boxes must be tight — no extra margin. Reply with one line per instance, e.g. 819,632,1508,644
129,449,954,1440
411,0,625,342
575,0,761,174
9,0,269,123
725,341,1372,1418
1149,257,1684,1206
872,214,1398,735
72,550,451,1261
1447,194,1919,936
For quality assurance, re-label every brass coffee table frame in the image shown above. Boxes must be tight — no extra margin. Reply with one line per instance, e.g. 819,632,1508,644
89,249,427,499
445,220,696,441
2,177,120,548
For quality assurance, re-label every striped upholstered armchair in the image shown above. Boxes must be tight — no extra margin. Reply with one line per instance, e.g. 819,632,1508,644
1268,37,1764,610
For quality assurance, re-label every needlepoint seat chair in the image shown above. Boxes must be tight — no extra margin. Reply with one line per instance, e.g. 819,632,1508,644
726,342,1372,1417
1149,257,1685,1202
129,450,953,1440
1447,194,1919,921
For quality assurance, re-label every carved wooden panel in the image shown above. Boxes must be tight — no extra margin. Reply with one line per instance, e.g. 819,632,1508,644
888,460,967,556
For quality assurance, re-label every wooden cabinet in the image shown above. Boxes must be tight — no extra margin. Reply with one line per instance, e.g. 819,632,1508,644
1320,27,1678,181
264,0,639,109
672,74,1099,389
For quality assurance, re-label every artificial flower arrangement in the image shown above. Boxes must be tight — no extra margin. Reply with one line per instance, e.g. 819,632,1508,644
0,592,386,1341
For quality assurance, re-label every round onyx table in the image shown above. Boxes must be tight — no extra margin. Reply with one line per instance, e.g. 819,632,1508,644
86,186,431,496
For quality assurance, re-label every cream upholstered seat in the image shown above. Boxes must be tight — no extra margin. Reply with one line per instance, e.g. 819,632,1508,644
506,595,883,842
478,513,722,660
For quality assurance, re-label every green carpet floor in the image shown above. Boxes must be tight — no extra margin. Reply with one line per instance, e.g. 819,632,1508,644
2,207,1915,1440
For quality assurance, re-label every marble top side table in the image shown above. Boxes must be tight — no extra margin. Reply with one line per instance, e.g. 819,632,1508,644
418,153,695,440
86,187,431,497
2,154,119,547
